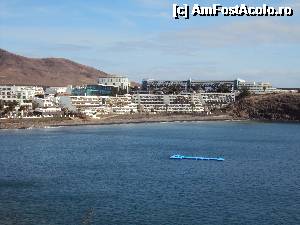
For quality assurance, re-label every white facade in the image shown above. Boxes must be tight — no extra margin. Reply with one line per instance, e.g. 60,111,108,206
45,86,71,95
238,81,280,94
104,95,132,106
79,107,108,117
98,76,129,92
34,87,44,95
59,95,137,116
33,96,57,108
143,79,188,87
200,93,235,104
111,103,138,114
57,93,237,116
34,107,62,115
59,96,102,112
106,95,137,114
132,94,204,113
0,85,44,106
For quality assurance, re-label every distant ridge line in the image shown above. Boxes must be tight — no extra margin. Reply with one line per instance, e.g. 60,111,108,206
0,48,114,86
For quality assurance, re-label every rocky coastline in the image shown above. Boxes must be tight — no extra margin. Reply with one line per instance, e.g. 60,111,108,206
227,93,300,122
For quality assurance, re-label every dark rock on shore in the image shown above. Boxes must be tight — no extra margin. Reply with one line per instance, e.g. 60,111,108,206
228,93,300,121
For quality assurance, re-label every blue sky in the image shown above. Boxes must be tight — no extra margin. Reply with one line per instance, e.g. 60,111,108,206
0,0,299,87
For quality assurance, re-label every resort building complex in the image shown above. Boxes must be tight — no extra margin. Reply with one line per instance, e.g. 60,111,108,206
0,75,292,118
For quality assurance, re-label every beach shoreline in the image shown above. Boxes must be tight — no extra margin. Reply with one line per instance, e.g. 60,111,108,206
0,114,239,130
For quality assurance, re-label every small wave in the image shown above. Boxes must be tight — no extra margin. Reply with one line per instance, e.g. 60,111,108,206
43,126,63,129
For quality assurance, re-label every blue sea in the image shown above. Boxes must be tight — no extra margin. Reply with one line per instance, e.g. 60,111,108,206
0,121,299,225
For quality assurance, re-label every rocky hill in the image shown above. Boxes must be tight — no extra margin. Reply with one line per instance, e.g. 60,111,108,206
228,93,300,121
0,49,111,86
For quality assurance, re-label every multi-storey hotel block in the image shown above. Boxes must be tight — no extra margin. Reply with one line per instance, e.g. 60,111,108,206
132,94,204,113
142,78,238,93
45,86,71,95
71,84,117,96
237,80,281,94
59,95,138,117
59,93,234,115
142,79,190,92
201,93,236,108
33,96,56,108
142,78,283,94
98,76,129,93
0,85,44,108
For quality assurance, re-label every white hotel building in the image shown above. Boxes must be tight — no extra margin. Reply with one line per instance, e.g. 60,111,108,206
45,86,71,95
59,96,103,112
59,95,137,116
33,95,58,108
98,76,129,93
200,93,236,108
105,95,138,114
57,92,237,116
237,80,280,94
132,94,204,113
0,85,44,107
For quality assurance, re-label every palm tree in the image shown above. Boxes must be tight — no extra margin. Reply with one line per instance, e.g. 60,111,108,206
0,100,4,110
137,104,144,113
238,87,251,99
165,104,169,113
190,102,196,114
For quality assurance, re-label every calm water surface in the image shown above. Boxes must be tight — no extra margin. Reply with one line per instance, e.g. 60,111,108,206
0,121,299,225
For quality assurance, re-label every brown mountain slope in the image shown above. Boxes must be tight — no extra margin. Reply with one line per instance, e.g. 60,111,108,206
0,48,112,86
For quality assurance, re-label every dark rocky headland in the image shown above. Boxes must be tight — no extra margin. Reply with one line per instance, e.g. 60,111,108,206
227,93,300,121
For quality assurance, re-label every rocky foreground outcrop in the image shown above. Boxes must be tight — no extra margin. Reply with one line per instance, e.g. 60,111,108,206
228,93,300,121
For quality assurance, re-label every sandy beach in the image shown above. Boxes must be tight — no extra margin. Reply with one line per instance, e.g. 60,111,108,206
0,114,236,130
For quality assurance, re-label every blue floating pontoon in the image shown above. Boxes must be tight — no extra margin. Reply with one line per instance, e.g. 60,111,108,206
170,154,224,161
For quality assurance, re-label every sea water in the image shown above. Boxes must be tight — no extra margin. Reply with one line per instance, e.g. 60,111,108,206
0,121,299,225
